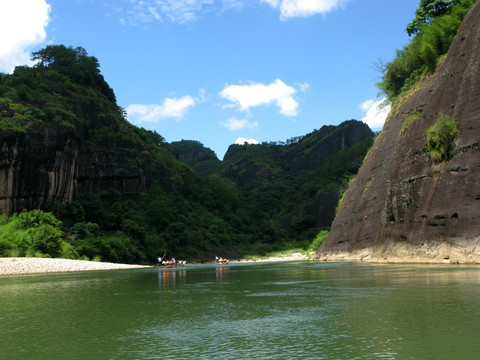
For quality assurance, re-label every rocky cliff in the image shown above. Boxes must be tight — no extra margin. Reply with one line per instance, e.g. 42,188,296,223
0,91,178,215
317,2,480,263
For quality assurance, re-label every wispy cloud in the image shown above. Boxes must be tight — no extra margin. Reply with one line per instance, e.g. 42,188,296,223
221,118,259,131
126,95,195,123
260,0,349,19
219,79,300,116
0,0,51,73
360,98,391,130
118,0,246,25
235,137,259,145
116,0,347,25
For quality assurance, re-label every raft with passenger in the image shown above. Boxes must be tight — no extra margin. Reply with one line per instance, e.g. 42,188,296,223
215,257,229,265
157,256,186,268
162,259,186,268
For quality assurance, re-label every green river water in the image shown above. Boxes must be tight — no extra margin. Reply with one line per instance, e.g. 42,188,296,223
1,261,479,359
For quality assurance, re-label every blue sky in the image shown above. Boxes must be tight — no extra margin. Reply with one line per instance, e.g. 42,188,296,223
1,0,419,159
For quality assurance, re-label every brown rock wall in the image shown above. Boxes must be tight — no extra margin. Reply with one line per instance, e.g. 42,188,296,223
317,2,480,263
0,123,155,214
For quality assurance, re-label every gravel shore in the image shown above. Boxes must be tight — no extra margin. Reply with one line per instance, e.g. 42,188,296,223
0,257,151,275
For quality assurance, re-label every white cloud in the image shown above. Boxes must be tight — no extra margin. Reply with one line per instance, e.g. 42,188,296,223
261,0,348,19
360,98,391,130
219,79,299,116
126,96,195,123
221,118,259,130
0,0,51,73
235,137,259,145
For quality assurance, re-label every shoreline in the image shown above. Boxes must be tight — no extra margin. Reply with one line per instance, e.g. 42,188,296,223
0,257,151,276
4,249,476,276
0,253,310,276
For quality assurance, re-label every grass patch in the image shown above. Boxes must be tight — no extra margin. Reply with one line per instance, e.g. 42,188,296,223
426,115,458,163
401,109,421,135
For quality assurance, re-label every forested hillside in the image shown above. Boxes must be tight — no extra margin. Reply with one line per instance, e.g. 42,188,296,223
0,45,374,264
173,121,374,251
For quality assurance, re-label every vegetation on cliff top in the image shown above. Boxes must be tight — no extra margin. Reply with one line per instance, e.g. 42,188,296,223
377,0,475,102
0,45,117,131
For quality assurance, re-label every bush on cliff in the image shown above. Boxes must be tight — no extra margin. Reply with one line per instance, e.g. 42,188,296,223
426,115,458,163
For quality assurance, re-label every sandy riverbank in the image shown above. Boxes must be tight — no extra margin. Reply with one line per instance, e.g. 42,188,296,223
0,257,151,275
232,252,310,263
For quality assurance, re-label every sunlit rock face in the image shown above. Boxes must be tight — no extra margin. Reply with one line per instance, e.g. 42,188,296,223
318,2,480,263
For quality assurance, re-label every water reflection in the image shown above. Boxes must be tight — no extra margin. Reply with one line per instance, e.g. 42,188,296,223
215,265,229,282
157,269,186,289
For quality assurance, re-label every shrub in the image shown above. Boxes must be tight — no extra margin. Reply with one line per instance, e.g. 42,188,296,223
309,230,329,252
74,232,146,264
26,224,64,257
426,115,458,163
61,241,79,259
0,210,79,258
71,222,100,239
16,209,62,230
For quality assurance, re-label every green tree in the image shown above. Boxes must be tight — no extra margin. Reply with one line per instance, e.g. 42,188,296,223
378,0,474,100
406,0,460,36
31,45,116,102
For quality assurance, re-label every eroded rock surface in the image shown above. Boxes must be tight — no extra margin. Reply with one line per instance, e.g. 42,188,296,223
317,2,480,263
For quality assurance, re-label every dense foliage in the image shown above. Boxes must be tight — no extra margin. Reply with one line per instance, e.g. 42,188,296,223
377,0,474,101
216,123,375,250
0,45,119,132
406,0,462,36
0,210,77,258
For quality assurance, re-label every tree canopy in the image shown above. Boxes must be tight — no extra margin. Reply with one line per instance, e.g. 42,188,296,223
31,45,116,102
406,0,461,36
378,0,474,101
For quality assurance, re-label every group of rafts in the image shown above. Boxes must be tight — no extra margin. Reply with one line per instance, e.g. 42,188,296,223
157,257,186,268
157,256,229,268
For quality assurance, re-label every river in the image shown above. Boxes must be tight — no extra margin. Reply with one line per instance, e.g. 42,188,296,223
1,261,479,359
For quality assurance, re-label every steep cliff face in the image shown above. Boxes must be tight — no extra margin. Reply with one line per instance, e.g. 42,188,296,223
0,124,79,213
0,99,176,215
317,2,480,263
